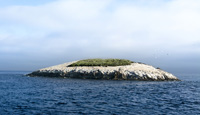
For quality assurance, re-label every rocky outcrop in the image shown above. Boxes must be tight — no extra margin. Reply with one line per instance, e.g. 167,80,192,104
27,61,180,81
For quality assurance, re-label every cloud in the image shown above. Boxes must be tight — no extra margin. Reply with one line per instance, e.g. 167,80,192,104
0,0,200,71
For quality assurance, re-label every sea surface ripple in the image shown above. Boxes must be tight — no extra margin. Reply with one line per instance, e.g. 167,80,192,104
0,71,199,115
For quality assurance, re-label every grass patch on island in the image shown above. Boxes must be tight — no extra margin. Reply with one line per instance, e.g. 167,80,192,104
68,59,134,67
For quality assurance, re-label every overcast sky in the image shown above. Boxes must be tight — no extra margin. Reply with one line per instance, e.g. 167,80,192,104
0,0,200,74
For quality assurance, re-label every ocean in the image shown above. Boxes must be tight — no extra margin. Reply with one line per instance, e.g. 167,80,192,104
0,71,199,115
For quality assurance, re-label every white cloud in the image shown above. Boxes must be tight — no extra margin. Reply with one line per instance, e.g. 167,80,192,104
0,0,200,70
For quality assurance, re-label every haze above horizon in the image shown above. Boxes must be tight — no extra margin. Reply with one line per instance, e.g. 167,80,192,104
0,0,200,74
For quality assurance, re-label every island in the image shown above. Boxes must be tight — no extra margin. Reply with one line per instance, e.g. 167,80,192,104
27,59,180,81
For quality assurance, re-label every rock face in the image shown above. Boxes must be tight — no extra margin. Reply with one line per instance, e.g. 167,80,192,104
27,61,180,81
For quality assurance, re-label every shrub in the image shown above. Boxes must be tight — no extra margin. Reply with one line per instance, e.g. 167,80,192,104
156,67,161,69
68,59,134,67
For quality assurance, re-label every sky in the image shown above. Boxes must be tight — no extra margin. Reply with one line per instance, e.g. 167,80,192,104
0,0,200,74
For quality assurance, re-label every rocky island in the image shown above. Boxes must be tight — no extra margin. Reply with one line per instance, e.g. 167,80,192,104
27,59,180,81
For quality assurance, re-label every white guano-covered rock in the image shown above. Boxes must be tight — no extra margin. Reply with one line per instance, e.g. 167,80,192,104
27,61,180,81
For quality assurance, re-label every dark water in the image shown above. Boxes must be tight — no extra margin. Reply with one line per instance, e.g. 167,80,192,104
0,71,200,115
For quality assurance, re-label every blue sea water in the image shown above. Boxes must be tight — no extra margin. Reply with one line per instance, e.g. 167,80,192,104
0,71,200,115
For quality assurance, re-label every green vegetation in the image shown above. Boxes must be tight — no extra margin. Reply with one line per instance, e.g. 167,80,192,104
68,59,134,67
